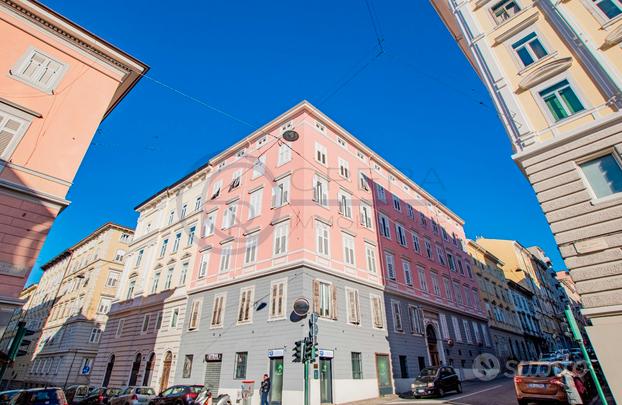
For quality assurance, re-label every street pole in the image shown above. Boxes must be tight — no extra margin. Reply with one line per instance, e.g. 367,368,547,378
64,349,78,390
564,306,608,405
304,355,309,405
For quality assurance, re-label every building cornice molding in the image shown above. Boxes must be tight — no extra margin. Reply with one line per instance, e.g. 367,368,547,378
517,57,573,91
0,177,69,207
493,11,540,45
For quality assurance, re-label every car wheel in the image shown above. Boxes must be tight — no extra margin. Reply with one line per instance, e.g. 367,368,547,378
438,388,445,398
456,383,462,393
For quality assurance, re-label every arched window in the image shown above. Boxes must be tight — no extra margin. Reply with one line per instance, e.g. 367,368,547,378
128,353,141,386
102,354,115,387
143,352,155,386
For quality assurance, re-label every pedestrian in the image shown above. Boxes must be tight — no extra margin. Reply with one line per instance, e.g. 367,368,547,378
559,367,583,405
260,373,271,405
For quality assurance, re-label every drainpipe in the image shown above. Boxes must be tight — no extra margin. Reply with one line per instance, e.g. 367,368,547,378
536,0,622,109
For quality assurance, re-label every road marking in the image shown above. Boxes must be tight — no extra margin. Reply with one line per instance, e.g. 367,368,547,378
448,384,503,400
386,383,505,405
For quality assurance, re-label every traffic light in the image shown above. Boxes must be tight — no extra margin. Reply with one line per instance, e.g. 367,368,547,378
308,313,318,341
304,337,313,361
292,339,304,363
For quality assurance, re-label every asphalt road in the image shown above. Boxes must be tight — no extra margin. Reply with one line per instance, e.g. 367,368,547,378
387,377,518,405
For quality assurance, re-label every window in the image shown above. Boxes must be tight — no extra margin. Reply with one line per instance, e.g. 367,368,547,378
273,221,289,256
151,272,161,294
219,242,232,272
156,311,163,330
253,155,266,179
199,251,210,278
172,233,182,253
412,233,420,253
437,246,446,265
248,188,263,219
183,355,193,378
211,180,222,199
345,287,361,325
464,285,472,306
269,279,286,320
337,136,346,148
189,300,201,330
168,210,175,225
141,314,151,333
420,212,427,226
204,212,216,236
592,0,622,19
244,234,258,265
89,328,102,343
256,135,267,149
376,184,386,202
491,0,521,24
114,249,125,262
392,301,403,332
135,249,144,267
392,195,401,211
211,294,226,327
385,252,396,280
447,253,456,272
180,204,188,219
277,143,291,166
338,190,353,219
234,352,248,379
171,307,180,328
237,287,254,323
443,278,453,301
126,279,136,300
360,202,373,229
164,268,174,290
12,49,65,92
439,314,450,339
312,175,329,206
80,358,93,375
229,170,241,190
159,239,169,257
222,201,237,229
195,196,202,211
424,239,432,259
403,261,413,286
106,271,120,288
580,154,622,199
179,262,189,286
272,176,290,207
457,259,464,275
365,244,377,273
399,356,408,378
315,143,327,165
379,214,391,239
409,306,424,335
342,233,356,266
512,32,547,67
418,266,428,292
463,320,472,343
454,281,463,304
539,79,584,122
351,352,363,379
431,273,441,296
452,316,463,341
359,172,370,191
338,158,350,179
472,321,482,344
315,280,336,319
406,204,414,218
97,298,111,314
371,294,384,328
396,223,407,247
187,226,196,246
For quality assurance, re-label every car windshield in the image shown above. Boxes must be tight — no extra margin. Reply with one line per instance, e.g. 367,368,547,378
136,388,155,395
519,363,562,377
190,387,203,393
418,368,439,377
105,388,122,396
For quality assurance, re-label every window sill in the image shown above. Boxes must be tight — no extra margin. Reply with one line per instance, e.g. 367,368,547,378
601,13,622,29
517,52,559,77
589,191,622,206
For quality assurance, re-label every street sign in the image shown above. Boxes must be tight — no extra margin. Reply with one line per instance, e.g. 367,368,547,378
268,349,284,358
82,365,91,375
318,349,333,358
205,353,223,362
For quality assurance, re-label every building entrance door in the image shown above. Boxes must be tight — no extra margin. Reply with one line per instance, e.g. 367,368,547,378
159,351,172,392
269,357,284,405
102,355,115,387
375,354,393,396
319,357,333,403
426,324,440,366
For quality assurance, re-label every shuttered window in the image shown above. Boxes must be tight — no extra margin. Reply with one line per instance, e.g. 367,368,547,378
211,294,226,328
345,287,360,325
312,175,329,206
392,301,403,332
0,108,29,160
12,49,66,91
269,279,287,320
237,287,254,324
409,306,424,335
371,294,384,329
189,300,201,330
313,280,336,319
273,221,289,256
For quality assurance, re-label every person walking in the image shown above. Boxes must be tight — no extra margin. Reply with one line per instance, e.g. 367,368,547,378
559,367,583,405
260,373,271,405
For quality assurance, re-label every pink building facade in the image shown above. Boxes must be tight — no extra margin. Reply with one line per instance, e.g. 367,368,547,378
0,0,147,335
166,101,490,404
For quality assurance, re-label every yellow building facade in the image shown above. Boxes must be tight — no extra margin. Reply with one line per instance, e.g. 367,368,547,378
431,0,622,398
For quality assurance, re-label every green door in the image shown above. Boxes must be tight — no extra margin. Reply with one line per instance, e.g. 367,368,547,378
269,357,284,405
376,354,393,396
319,358,333,403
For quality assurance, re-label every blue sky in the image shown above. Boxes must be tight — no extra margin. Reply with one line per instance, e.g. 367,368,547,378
27,0,563,284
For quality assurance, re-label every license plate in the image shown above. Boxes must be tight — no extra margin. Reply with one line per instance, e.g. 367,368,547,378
528,383,545,389
417,389,425,393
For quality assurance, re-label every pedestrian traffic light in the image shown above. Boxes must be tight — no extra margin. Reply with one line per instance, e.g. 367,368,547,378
292,339,304,363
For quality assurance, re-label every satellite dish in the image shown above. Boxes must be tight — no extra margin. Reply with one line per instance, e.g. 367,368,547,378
293,297,310,316
282,130,299,142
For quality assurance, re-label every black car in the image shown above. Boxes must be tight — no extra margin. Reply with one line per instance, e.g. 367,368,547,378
78,387,123,405
12,388,68,405
149,385,204,405
0,390,22,405
411,366,462,398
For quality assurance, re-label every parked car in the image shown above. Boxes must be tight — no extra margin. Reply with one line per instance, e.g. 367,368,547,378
148,385,203,405
411,366,462,398
110,387,156,405
0,390,22,405
11,388,68,405
514,361,568,405
65,385,96,404
78,387,123,405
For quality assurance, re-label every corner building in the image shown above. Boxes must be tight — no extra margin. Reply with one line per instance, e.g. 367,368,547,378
174,101,491,404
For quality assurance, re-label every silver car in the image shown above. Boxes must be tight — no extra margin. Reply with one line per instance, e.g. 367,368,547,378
109,387,156,405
